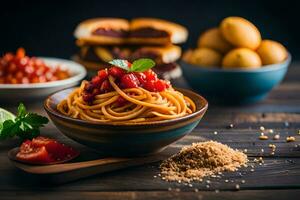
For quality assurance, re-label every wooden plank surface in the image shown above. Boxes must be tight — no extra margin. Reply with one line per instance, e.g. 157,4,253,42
0,63,299,199
0,190,300,200
1,129,300,191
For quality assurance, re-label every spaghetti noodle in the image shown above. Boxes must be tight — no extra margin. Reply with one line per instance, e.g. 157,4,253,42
57,59,196,123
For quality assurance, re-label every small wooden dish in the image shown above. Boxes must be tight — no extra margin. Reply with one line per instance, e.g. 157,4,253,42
8,147,169,183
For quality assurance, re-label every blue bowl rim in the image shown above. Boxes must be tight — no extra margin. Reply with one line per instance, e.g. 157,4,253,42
44,87,208,127
180,53,291,73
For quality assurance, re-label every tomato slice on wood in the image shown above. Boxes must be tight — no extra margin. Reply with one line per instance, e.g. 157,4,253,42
16,143,53,164
32,136,79,162
32,136,62,154
19,140,32,152
15,137,79,165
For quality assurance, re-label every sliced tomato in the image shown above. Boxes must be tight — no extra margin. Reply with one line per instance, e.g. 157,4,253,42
16,137,79,165
19,140,32,152
32,136,61,154
32,136,79,162
16,145,53,164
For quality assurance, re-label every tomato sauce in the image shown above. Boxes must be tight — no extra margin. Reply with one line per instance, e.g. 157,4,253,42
82,64,170,103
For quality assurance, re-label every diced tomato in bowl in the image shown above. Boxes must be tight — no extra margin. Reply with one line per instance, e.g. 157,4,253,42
0,48,70,84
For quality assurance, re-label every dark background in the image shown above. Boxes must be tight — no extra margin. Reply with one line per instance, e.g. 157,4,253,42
1,0,299,59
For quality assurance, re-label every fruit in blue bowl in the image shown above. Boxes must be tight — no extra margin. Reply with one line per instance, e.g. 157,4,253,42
181,54,290,104
182,16,290,104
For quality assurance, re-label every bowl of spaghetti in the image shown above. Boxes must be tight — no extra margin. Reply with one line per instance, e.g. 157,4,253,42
44,59,208,156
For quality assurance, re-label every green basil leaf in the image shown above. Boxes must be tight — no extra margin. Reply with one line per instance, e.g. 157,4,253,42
17,103,26,118
109,59,130,71
22,113,49,128
130,58,155,72
0,119,20,139
0,103,49,141
19,121,31,131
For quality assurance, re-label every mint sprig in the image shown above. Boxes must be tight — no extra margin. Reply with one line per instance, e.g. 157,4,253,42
130,58,156,72
0,103,49,140
109,58,155,72
109,59,130,71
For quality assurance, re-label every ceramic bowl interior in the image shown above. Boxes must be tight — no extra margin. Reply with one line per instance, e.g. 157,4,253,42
181,54,291,104
44,88,208,157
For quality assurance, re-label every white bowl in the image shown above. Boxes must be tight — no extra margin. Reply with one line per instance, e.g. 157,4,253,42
0,57,87,102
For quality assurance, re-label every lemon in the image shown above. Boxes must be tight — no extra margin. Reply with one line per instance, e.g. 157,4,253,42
0,108,16,129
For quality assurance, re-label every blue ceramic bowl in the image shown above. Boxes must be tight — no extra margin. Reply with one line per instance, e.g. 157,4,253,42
44,88,208,157
181,54,291,104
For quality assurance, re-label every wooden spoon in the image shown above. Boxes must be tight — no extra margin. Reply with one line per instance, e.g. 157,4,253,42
8,147,167,183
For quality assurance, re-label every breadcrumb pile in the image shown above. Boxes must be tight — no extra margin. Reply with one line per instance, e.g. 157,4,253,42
160,141,248,182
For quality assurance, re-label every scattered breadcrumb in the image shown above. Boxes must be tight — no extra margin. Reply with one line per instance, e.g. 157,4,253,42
269,144,276,149
273,134,280,140
268,144,276,151
269,129,274,133
268,144,276,155
284,122,289,127
160,141,247,182
260,126,265,131
259,135,268,140
227,124,234,129
254,157,264,163
286,136,296,142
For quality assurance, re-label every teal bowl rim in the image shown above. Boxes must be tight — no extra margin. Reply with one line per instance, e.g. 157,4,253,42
180,53,291,73
44,87,208,127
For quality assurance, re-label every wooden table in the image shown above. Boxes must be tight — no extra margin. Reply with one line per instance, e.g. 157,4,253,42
1,63,300,200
